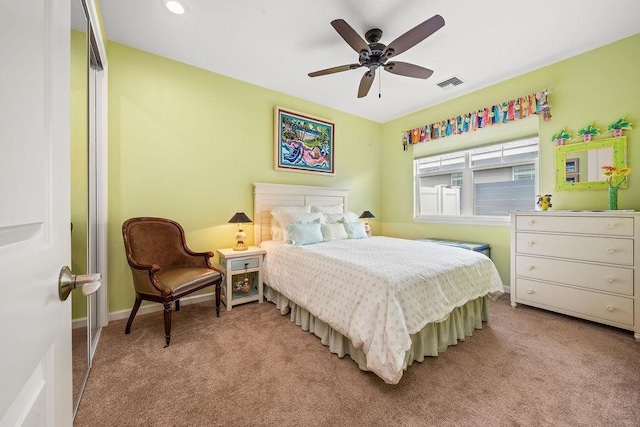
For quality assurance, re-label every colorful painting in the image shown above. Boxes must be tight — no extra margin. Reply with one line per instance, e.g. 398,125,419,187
274,107,334,175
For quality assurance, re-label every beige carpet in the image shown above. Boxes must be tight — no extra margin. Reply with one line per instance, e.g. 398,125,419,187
74,295,640,426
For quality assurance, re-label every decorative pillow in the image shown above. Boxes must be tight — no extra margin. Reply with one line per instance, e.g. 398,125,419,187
270,206,311,240
324,211,359,224
343,221,368,239
287,222,323,246
311,204,344,214
321,223,349,242
272,211,324,242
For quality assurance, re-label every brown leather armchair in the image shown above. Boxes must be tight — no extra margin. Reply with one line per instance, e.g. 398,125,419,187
122,217,223,347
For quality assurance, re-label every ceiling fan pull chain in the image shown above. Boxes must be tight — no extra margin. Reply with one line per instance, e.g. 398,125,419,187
379,70,382,98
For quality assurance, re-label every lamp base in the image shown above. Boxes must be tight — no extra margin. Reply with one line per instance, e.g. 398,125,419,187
233,245,248,251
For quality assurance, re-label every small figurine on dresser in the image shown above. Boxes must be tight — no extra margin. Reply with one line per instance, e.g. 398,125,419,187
536,194,552,211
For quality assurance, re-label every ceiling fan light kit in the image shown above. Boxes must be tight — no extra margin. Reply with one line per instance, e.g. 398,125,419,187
308,15,445,98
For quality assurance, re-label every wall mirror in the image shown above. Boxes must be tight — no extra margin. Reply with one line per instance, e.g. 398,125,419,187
555,136,627,190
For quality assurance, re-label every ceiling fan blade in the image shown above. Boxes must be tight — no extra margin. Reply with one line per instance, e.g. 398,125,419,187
308,64,361,77
384,14,445,58
384,62,434,79
358,70,375,98
331,19,371,54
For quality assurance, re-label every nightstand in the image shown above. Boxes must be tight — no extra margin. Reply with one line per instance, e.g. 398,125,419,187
216,246,265,310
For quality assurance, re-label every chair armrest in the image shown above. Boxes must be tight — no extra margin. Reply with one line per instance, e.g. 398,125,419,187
127,254,160,273
181,248,217,269
126,256,171,296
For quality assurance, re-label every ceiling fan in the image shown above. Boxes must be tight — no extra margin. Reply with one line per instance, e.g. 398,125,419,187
308,15,445,98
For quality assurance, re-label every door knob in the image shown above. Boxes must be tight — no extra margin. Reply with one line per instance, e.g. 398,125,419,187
58,266,101,301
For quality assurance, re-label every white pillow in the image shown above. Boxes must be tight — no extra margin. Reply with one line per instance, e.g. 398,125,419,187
310,204,344,214
272,211,324,243
270,206,311,240
287,222,323,246
270,217,283,241
343,221,368,239
324,211,359,224
321,223,349,242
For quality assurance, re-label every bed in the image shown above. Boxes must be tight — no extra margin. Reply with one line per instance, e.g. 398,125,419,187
253,183,503,384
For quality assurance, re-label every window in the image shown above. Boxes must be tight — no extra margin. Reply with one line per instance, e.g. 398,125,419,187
414,137,538,220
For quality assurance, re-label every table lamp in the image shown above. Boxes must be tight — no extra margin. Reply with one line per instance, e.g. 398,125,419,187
359,211,375,236
228,212,252,251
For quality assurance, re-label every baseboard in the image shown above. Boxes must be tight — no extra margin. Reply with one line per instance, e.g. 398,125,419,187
73,292,216,328
503,286,511,294
107,292,216,323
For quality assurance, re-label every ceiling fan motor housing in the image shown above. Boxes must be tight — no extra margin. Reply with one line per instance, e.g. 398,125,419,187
359,42,389,69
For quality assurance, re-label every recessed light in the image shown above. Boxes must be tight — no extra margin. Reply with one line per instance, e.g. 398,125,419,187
163,0,187,15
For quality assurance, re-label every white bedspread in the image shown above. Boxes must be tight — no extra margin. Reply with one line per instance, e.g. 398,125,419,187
261,236,503,384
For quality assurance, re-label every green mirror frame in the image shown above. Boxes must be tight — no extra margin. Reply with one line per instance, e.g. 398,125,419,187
555,136,627,190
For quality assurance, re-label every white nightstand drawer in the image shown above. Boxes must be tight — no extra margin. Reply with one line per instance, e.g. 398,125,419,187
230,257,260,271
515,255,634,296
515,278,634,326
516,215,634,236
516,232,634,266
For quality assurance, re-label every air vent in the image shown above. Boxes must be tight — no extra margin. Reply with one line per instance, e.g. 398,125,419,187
437,76,464,89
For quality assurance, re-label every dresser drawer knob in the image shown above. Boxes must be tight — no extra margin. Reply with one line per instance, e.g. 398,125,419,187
527,241,534,246
606,277,614,283
607,224,615,229
607,248,615,254
528,220,534,225
607,305,615,312
526,289,534,294
527,265,534,270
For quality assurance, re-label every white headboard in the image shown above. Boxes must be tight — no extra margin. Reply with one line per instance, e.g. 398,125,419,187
253,183,349,245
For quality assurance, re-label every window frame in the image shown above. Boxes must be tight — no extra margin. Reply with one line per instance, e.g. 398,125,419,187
413,137,539,226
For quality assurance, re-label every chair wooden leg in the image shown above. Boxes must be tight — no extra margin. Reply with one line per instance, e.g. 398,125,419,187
175,299,180,311
215,282,221,317
163,303,172,347
125,297,142,334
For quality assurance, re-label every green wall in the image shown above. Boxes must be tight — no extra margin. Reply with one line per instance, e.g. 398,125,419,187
106,41,383,314
381,34,640,285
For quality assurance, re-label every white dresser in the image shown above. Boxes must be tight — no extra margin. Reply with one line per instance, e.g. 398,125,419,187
510,211,639,340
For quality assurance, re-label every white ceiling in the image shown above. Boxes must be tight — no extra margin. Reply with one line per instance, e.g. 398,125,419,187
94,0,640,123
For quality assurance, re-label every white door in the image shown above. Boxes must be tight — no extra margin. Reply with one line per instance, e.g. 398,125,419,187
0,0,73,425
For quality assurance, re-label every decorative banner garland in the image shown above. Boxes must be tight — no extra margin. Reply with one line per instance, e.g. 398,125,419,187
402,89,552,151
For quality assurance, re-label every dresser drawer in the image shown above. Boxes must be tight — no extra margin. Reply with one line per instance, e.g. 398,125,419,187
516,232,634,266
515,255,634,296
516,215,634,237
515,278,634,326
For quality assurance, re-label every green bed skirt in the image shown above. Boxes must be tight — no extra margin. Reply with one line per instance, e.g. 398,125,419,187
265,286,489,375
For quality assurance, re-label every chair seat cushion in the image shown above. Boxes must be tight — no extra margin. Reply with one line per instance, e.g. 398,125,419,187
156,268,221,295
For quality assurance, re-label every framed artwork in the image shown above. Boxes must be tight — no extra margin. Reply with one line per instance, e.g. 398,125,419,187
274,107,335,175
565,158,579,173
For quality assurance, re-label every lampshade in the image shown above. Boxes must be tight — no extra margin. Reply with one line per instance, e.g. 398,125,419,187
228,212,252,251
228,212,252,224
359,211,375,219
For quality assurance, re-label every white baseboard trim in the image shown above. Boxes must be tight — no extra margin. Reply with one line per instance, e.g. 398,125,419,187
503,286,511,294
73,292,216,328
108,292,216,323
